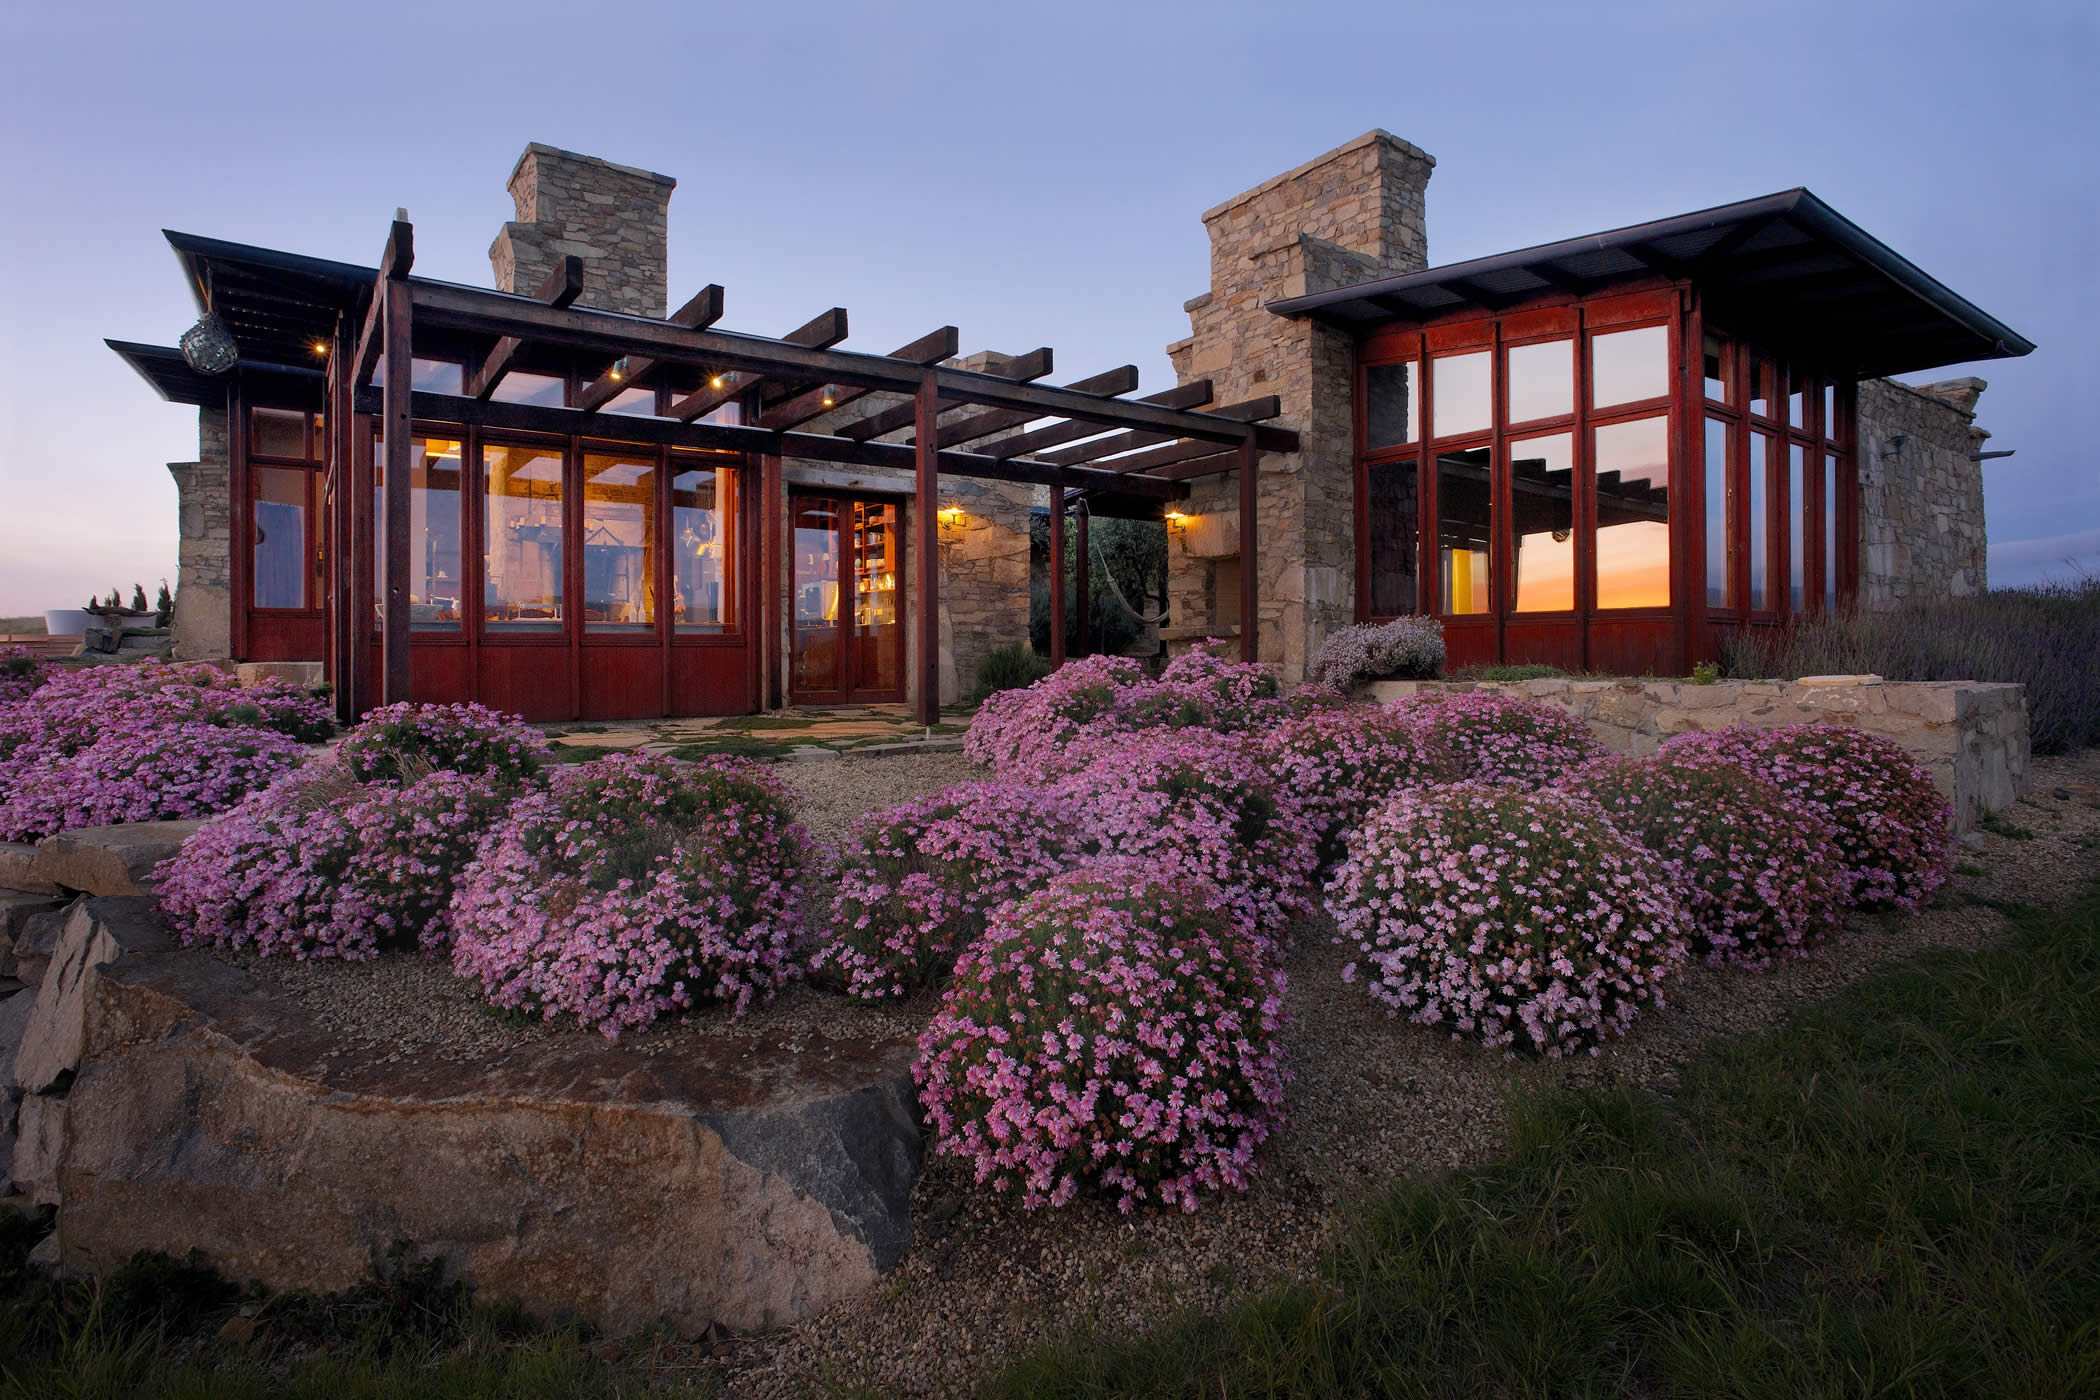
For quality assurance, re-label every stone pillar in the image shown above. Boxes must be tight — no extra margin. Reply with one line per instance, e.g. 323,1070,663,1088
1163,130,1434,681
1856,376,1992,608
167,407,232,662
489,144,676,318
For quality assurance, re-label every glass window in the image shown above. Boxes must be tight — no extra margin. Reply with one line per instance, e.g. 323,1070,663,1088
1367,457,1419,616
1364,361,1418,448
1822,384,1837,440
1705,418,1736,610
1435,446,1493,615
1748,354,1773,418
1509,433,1574,612
604,386,659,418
1431,352,1491,439
672,458,738,631
1505,339,1573,424
483,442,566,632
252,467,308,608
1590,325,1668,408
792,498,841,693
1750,432,1774,609
492,372,565,408
1788,368,1808,430
582,453,657,631
1824,453,1840,613
852,501,904,694
1789,443,1807,610
371,357,463,394
1592,416,1671,609
251,408,309,460
1703,333,1733,404
371,436,464,630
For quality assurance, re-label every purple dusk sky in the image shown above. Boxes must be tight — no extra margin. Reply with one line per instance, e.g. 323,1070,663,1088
2,0,2094,616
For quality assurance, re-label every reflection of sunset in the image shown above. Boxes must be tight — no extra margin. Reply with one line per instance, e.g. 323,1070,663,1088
1514,534,1574,610
1598,522,1671,608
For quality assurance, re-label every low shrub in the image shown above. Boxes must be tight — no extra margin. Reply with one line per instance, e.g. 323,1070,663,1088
1570,752,1848,966
913,860,1288,1213
969,640,1053,704
1661,723,1953,911
1304,616,1445,691
0,646,45,707
821,782,1088,999
1141,643,1288,732
1259,704,1465,865
962,653,1147,777
0,660,331,765
1394,689,1603,789
1326,782,1691,1056
0,720,309,842
336,701,549,786
450,753,809,1038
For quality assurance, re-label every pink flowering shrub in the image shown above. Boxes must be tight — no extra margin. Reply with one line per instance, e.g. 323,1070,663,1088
1058,729,1318,939
0,646,46,707
1394,689,1602,788
156,763,516,959
336,701,549,786
450,753,809,1038
0,660,331,765
1304,615,1446,691
1260,704,1467,865
962,653,1146,777
1568,752,1848,966
820,782,1087,999
1134,643,1288,732
1660,723,1954,911
1326,782,1692,1056
0,721,308,841
913,860,1289,1213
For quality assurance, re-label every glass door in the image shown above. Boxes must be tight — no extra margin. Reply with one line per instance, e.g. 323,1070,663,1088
791,494,905,704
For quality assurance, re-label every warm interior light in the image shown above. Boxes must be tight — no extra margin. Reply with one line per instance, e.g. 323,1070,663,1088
311,341,329,356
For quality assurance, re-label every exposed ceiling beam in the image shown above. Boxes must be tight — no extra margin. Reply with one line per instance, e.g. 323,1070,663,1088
836,346,1060,442
951,377,1215,453
664,306,849,422
573,284,726,411
466,257,584,399
1041,395,1282,467
757,325,959,429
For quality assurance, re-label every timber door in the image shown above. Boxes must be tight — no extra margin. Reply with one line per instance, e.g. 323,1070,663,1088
789,494,904,705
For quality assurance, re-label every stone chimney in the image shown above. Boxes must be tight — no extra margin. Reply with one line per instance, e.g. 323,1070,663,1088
489,144,676,318
1163,130,1436,680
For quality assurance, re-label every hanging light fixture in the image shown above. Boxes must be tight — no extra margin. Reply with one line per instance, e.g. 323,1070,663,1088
179,314,239,375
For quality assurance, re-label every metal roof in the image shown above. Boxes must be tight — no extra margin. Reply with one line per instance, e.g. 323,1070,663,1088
1267,189,2034,380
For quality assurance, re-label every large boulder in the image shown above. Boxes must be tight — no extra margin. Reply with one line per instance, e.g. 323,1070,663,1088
1,892,66,980
0,842,59,894
32,821,202,897
12,897,165,1094
31,907,924,1336
7,907,71,991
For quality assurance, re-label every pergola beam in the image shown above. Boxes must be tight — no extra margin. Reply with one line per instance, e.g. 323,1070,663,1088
838,347,1060,443
913,369,940,725
1042,394,1281,468
352,218,413,388
467,256,584,399
758,325,959,429
573,284,726,411
664,306,852,422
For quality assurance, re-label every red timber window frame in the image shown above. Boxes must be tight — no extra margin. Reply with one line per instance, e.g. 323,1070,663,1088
233,389,330,662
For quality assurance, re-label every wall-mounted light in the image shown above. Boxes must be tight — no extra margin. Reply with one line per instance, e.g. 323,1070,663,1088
608,356,629,383
821,384,837,407
311,340,330,357
939,505,966,524
1163,510,1188,525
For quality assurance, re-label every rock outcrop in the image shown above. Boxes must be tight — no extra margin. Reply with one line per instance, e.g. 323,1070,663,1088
31,821,202,897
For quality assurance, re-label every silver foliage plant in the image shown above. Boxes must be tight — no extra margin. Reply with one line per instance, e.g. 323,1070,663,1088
1304,616,1446,692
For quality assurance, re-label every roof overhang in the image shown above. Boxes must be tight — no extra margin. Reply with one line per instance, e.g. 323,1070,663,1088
1267,189,2034,380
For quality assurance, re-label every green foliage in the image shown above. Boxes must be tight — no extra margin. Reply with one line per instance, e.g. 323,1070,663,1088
1690,660,1721,685
1029,510,1166,659
155,580,175,627
1455,662,1567,683
970,641,1052,704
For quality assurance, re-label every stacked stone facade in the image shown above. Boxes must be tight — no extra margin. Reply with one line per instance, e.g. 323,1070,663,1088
489,144,676,317
166,408,230,662
1855,376,1993,607
1164,131,1434,682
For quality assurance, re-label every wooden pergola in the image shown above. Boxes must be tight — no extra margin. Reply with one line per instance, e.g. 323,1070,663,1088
335,218,1297,724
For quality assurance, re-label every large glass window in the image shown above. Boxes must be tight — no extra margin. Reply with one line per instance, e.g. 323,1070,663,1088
492,372,565,408
1789,443,1807,609
603,387,658,418
1365,362,1418,448
252,468,309,609
1367,458,1419,616
371,435,464,629
1703,334,1733,404
1590,326,1667,408
1505,339,1573,424
1705,417,1736,609
1824,453,1839,613
1508,433,1574,612
1432,352,1491,439
371,358,463,394
1750,431,1774,609
1748,355,1773,418
483,442,565,632
582,452,657,631
1593,416,1671,609
672,457,738,632
1436,447,1493,615
251,407,310,460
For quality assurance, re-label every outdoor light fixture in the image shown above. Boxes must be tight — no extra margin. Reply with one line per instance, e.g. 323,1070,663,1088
1163,510,1188,524
178,314,239,375
821,385,836,407
608,357,629,382
311,341,330,357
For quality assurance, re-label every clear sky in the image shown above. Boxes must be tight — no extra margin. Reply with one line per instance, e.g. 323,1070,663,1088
2,0,2094,616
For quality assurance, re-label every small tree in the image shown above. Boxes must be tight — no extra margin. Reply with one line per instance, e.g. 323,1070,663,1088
130,583,149,613
155,581,175,627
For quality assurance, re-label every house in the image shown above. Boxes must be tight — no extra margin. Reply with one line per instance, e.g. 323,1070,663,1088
110,132,2030,721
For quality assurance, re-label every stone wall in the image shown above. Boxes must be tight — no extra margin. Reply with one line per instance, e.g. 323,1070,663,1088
1164,131,1435,682
1855,376,1993,607
1365,674,2029,834
489,144,676,317
166,408,231,663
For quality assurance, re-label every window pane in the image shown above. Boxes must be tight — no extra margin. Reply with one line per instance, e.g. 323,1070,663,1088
1822,384,1837,440
1593,416,1671,609
1505,339,1572,424
483,443,565,631
673,458,738,631
1789,443,1806,610
1748,354,1772,418
1509,433,1574,612
253,467,308,608
1824,453,1839,613
604,386,658,418
792,499,841,692
1787,367,1807,429
1703,333,1733,404
1367,457,1419,616
1365,361,1418,448
1705,417,1736,610
251,407,308,460
371,357,463,394
583,453,657,631
492,372,565,407
1431,352,1491,439
1750,432,1774,609
1590,325,1668,408
1435,446,1493,615
371,437,464,630
853,502,904,694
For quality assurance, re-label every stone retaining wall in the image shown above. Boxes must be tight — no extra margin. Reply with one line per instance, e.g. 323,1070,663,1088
1364,675,2028,834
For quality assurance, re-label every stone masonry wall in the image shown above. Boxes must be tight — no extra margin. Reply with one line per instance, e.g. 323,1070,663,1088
1164,131,1435,682
1365,674,2029,835
166,408,230,662
1856,376,1992,607
489,144,676,317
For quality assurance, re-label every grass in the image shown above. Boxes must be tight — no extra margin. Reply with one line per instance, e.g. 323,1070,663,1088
665,735,809,761
987,879,2100,1399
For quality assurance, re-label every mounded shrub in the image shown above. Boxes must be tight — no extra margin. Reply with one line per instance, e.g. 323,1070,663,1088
1139,642,1287,732
1326,782,1691,1056
1259,704,1466,865
969,640,1052,704
336,701,549,786
1569,752,1848,966
1660,722,1954,911
0,646,46,707
962,653,1146,778
1394,689,1603,789
913,859,1289,1213
0,721,309,842
821,782,1087,999
450,753,810,1038
1060,729,1319,940
1304,615,1446,691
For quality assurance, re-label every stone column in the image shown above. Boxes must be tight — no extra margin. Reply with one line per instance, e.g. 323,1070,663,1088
167,407,232,662
1856,376,1993,608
